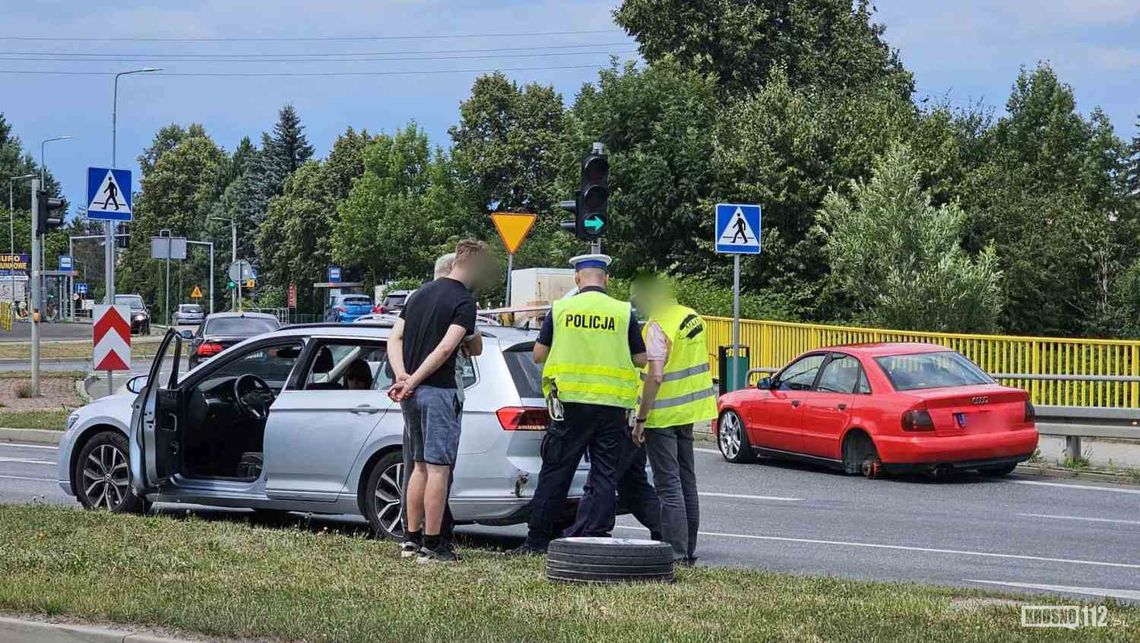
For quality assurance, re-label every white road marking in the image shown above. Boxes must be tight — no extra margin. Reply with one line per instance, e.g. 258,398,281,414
1009,479,1140,496
0,457,54,465
694,448,720,455
699,492,800,502
0,474,54,482
0,443,58,451
966,580,1140,602
1019,512,1140,526
613,526,1140,570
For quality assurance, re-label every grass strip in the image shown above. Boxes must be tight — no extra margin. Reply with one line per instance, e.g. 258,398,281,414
0,342,159,360
0,506,1134,642
0,409,70,430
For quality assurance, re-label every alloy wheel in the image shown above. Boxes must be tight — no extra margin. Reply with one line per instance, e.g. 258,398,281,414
83,444,129,510
719,413,741,460
372,461,405,538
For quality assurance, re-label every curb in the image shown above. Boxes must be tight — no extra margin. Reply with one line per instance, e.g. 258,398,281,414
0,615,192,642
0,428,62,445
1015,463,1139,486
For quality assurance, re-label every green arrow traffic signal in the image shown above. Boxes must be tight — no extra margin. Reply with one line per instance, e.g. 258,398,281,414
584,215,604,232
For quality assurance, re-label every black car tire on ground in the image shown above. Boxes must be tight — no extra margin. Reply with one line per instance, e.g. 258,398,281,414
362,450,405,540
73,430,148,514
546,537,675,584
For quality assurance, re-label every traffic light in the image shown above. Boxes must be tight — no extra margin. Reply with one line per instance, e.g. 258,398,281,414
559,144,609,241
36,190,66,235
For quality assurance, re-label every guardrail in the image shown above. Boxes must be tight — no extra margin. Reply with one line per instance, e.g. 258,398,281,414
705,317,1140,408
740,367,1137,459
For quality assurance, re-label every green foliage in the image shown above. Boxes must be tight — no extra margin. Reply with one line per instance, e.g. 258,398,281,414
817,144,1003,332
614,0,912,96
611,275,796,320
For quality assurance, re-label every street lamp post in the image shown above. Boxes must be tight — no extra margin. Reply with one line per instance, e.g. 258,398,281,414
107,67,161,308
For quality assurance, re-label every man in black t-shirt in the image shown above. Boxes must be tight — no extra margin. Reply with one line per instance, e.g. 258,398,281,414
388,240,487,563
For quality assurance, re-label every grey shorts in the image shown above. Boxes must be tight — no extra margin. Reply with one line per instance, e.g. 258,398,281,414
401,385,463,466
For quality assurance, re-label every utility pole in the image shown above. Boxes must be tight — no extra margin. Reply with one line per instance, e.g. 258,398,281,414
30,180,40,397
211,215,237,310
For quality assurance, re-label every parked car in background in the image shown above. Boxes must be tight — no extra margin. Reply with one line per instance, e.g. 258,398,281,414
714,343,1038,479
327,294,373,323
114,294,151,335
55,324,587,540
174,303,205,325
372,289,413,315
188,312,281,370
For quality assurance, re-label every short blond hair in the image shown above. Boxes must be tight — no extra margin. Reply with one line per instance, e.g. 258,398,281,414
434,252,456,279
455,239,489,266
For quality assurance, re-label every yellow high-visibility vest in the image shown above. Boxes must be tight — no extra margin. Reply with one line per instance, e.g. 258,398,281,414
542,291,639,409
642,302,718,428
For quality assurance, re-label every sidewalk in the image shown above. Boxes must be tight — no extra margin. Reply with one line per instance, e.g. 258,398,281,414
1037,435,1140,469
0,615,200,642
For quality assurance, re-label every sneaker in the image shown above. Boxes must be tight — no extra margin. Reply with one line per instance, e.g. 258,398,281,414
505,542,547,557
399,539,420,559
416,542,460,564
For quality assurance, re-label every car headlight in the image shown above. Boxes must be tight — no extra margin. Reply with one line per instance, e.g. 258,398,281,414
66,412,80,431
134,314,146,321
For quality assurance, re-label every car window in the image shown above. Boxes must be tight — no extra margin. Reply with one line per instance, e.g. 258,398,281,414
115,295,145,310
301,341,389,391
776,354,826,391
855,369,872,395
875,351,993,391
341,296,371,305
815,355,861,394
197,341,303,390
503,344,542,398
204,317,279,336
179,304,202,313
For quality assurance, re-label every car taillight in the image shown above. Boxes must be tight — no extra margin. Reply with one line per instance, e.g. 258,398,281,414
196,341,222,357
372,305,386,314
497,406,550,431
901,409,934,432
1024,401,1036,424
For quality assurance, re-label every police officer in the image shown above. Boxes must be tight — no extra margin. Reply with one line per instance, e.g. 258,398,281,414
630,275,717,565
512,254,650,554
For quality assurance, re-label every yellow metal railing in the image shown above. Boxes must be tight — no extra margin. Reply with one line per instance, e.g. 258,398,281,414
0,301,11,332
704,317,1140,408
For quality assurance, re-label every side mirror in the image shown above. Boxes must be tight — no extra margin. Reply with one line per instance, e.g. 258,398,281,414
757,377,772,390
125,374,149,394
179,329,193,339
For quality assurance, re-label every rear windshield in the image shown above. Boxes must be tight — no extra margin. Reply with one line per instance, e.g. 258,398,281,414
384,294,407,306
204,316,279,336
341,296,372,306
875,351,993,391
115,295,145,310
503,343,542,398
179,305,202,313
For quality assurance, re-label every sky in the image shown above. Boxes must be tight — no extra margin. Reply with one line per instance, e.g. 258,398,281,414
1,0,1137,220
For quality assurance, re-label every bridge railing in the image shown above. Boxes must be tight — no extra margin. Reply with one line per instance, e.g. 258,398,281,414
705,317,1140,408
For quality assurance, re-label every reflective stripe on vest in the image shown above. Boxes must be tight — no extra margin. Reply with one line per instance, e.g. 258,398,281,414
542,291,639,408
642,303,718,428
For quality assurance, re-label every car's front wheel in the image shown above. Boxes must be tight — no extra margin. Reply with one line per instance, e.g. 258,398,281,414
74,430,147,513
362,451,405,540
717,410,755,463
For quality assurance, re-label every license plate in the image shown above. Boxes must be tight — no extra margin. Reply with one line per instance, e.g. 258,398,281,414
954,412,968,428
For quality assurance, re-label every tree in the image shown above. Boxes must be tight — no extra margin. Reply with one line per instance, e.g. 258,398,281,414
333,125,468,285
816,144,1003,332
614,0,912,96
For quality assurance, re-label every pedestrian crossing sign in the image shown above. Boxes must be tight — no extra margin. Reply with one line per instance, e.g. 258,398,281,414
714,203,761,254
86,167,133,221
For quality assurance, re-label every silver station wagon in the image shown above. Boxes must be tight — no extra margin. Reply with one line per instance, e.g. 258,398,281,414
57,324,587,538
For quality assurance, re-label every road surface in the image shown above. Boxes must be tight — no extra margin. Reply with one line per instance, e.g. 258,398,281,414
3,437,1137,604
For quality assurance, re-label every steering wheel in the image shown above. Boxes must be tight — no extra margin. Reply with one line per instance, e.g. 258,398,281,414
233,374,274,420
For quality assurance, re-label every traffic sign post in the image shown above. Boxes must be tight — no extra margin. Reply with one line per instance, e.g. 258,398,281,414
89,166,132,394
228,260,255,311
714,203,763,392
76,282,88,295
327,266,341,283
490,212,536,306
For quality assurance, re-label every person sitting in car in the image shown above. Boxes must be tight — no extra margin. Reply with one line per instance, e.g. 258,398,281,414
346,358,374,390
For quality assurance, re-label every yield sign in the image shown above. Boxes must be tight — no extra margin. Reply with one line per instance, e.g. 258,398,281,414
93,304,131,371
491,212,536,254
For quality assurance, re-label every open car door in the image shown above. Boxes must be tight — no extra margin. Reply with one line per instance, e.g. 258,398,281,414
129,328,184,496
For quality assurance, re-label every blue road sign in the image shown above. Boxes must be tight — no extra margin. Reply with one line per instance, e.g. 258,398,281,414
76,282,88,295
328,266,342,283
714,203,762,255
58,255,73,270
86,167,133,221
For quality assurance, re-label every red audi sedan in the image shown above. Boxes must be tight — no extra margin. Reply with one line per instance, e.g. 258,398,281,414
714,343,1038,478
